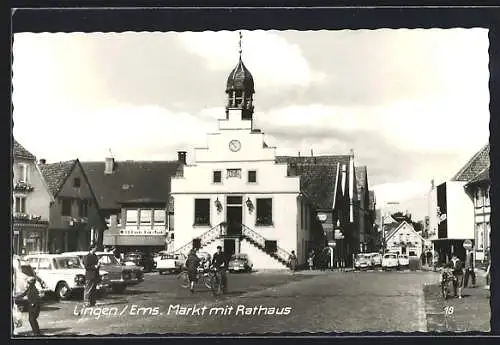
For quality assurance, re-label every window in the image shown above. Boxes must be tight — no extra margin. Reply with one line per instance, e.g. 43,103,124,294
213,171,222,183
485,187,490,207
194,199,210,225
38,258,52,270
256,198,273,225
126,209,138,224
227,196,242,205
14,196,26,213
476,224,484,249
248,170,257,183
476,189,484,207
193,238,201,249
235,90,243,107
16,163,28,183
62,198,72,216
140,209,152,224
227,169,241,178
168,212,174,231
73,178,81,188
154,209,166,224
78,199,89,217
264,240,277,253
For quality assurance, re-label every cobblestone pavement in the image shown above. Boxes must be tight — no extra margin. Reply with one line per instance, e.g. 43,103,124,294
13,270,443,336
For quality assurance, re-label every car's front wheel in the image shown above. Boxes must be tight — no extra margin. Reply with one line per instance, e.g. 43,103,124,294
56,282,71,300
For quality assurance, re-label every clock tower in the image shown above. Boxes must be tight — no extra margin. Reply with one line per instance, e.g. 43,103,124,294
223,31,255,131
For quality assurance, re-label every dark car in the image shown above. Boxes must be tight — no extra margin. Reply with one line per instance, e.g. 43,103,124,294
228,254,253,273
123,251,155,272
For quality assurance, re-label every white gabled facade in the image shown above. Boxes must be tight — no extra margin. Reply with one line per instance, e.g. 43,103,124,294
170,54,316,269
385,221,425,258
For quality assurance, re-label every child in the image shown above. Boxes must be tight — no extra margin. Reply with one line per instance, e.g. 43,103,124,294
16,277,41,336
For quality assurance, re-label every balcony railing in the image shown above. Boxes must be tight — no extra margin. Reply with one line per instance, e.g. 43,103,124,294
13,213,48,224
13,181,34,192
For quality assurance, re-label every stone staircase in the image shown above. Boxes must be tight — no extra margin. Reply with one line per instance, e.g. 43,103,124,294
173,223,292,269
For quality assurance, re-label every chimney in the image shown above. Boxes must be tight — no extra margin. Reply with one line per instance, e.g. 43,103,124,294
104,157,115,175
39,159,46,165
177,151,187,165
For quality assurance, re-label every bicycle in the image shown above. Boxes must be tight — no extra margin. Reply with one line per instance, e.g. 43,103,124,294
210,267,227,296
440,269,456,300
178,267,214,290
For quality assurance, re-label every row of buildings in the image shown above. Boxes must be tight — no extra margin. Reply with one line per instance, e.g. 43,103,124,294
427,143,490,266
12,51,378,269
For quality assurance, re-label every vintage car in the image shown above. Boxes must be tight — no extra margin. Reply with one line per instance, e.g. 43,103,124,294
65,251,144,293
123,251,155,272
354,253,373,270
228,253,253,273
13,255,51,311
156,253,186,275
382,253,400,270
398,254,410,268
368,253,383,267
23,254,110,300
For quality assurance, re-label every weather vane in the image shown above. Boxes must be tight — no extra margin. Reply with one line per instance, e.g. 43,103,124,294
239,31,243,57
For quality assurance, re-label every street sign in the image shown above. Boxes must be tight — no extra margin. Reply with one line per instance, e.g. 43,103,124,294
328,241,336,247
463,239,473,250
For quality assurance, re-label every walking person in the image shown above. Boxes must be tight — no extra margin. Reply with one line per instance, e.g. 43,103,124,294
82,245,100,307
185,248,200,293
211,246,228,293
450,254,464,299
15,277,42,336
288,250,297,273
307,250,315,271
463,249,476,288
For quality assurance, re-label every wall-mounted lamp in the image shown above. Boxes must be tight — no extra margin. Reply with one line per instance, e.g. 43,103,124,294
215,197,223,214
245,197,254,213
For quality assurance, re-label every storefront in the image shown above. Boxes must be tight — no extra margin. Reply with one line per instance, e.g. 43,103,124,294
13,220,49,255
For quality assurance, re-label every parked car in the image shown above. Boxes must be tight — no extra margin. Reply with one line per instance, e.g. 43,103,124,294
13,256,50,311
398,254,410,268
123,251,155,272
64,251,144,293
157,253,186,275
369,253,382,266
23,254,110,300
382,253,400,270
354,253,373,270
228,253,253,273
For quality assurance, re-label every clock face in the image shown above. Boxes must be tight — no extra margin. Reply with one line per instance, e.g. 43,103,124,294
229,140,241,152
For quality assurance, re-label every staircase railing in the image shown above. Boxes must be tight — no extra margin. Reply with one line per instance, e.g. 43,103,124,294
173,222,227,256
241,224,292,265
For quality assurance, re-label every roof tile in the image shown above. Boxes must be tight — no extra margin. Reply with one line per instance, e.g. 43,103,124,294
39,160,77,196
452,144,489,181
13,139,36,160
81,161,180,210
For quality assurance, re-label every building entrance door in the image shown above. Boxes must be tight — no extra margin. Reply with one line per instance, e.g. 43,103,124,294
226,196,243,236
224,239,236,261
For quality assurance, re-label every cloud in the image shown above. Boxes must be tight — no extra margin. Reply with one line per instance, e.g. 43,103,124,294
178,30,326,89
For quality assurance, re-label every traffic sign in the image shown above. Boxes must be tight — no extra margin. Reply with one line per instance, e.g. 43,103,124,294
328,241,336,247
463,239,473,250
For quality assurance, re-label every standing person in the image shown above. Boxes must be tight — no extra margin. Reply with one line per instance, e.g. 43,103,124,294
82,245,100,307
463,249,476,288
288,250,297,272
450,254,464,299
185,248,200,293
307,250,315,271
211,246,228,293
15,277,41,336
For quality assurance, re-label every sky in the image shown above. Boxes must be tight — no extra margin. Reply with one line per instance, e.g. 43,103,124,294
12,29,490,220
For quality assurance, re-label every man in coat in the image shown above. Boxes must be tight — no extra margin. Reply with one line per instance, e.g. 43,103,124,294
82,245,100,307
463,249,476,288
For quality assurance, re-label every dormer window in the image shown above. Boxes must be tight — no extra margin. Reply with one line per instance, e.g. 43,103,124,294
73,178,81,188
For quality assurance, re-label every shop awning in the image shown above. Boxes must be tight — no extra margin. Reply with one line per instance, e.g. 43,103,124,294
104,234,165,246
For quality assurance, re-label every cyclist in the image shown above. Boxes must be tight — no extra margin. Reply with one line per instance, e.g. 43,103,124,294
185,248,200,293
211,246,228,294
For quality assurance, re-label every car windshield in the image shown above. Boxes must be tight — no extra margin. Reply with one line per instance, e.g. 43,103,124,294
54,256,81,269
98,254,119,264
161,254,176,260
231,255,247,261
400,255,408,258
385,254,397,259
356,254,369,259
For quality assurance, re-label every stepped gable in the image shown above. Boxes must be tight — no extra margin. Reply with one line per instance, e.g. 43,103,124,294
81,160,180,210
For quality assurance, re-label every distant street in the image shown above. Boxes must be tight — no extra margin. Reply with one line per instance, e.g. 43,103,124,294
14,269,446,335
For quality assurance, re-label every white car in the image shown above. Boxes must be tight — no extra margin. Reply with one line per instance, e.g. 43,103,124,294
398,254,410,267
382,253,400,270
369,253,383,266
354,254,373,270
24,254,110,300
156,253,186,275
